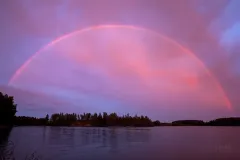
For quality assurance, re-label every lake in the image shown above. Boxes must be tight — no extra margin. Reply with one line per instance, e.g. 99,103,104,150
0,127,240,160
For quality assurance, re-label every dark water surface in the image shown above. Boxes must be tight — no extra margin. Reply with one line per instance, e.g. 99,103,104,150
1,127,240,160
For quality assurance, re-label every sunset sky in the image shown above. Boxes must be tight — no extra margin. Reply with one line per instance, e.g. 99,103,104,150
0,0,239,121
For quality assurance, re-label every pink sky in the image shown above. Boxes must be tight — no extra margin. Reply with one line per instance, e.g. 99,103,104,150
0,0,239,120
8,25,232,120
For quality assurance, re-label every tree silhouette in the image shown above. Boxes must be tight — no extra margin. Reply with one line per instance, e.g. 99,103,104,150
46,112,157,127
45,114,49,125
0,92,17,126
207,118,240,126
3,91,239,127
0,91,159,127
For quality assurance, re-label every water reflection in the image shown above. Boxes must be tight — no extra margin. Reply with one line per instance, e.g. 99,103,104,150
5,127,240,160
0,128,14,160
46,127,150,149
41,127,150,160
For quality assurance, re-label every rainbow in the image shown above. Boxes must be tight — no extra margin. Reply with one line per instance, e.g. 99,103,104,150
7,24,232,109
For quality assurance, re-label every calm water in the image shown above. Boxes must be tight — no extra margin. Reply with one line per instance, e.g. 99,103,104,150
0,126,240,160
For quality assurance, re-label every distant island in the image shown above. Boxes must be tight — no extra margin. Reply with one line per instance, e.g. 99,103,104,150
1,91,240,127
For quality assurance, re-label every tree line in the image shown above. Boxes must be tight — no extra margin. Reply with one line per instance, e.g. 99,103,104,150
14,112,160,127
1,91,240,127
49,112,160,127
0,91,160,127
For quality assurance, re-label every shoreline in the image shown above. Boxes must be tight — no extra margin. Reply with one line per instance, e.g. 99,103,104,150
11,125,240,127
0,126,12,129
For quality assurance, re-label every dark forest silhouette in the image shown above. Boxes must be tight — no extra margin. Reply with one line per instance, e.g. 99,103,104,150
1,91,240,127
49,112,157,127
0,92,17,126
15,113,159,127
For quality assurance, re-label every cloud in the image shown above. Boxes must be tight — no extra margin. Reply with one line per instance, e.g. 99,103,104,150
8,26,232,121
0,0,239,120
0,85,86,117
